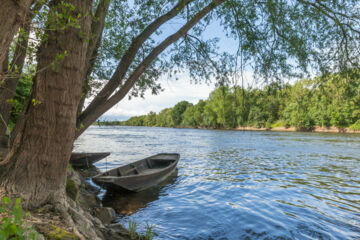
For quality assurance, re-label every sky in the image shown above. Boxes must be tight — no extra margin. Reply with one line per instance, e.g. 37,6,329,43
99,2,271,121
101,7,241,121
101,69,256,121
101,77,216,121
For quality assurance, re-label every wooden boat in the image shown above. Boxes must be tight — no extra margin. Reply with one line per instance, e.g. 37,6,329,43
92,153,179,192
70,152,110,168
102,169,178,215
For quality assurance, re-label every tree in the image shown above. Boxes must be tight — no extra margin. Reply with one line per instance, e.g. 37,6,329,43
171,101,192,126
0,0,92,209
144,111,157,126
0,0,34,67
182,104,196,127
0,2,41,137
0,0,359,211
193,100,206,127
156,108,173,127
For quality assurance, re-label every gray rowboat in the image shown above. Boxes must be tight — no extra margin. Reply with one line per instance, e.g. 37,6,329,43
92,153,179,192
70,152,110,168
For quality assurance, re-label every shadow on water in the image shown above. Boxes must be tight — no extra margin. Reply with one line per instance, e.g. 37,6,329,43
102,169,179,216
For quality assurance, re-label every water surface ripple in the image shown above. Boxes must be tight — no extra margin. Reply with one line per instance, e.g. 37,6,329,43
75,126,360,239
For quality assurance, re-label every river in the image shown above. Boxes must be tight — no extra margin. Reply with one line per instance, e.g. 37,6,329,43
75,126,360,239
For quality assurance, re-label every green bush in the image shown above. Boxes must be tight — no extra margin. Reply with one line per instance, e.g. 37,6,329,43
0,197,39,240
270,121,283,128
349,120,360,131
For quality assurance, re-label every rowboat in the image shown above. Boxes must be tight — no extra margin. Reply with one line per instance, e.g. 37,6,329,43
92,153,179,192
102,169,178,215
70,152,110,168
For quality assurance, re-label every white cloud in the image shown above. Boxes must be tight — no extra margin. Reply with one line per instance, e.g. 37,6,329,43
102,77,216,120
97,70,257,121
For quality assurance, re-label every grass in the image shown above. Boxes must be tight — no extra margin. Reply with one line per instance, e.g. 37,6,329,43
128,220,156,240
144,222,155,240
128,220,137,239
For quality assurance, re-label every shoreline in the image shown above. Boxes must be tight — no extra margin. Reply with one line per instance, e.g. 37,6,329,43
235,126,360,134
96,124,360,134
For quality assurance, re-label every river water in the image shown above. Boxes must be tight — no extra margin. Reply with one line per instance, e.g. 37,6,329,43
75,126,360,239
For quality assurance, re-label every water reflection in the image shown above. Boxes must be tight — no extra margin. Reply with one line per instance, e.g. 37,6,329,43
102,170,178,216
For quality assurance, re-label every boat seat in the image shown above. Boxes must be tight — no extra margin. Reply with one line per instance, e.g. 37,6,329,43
121,167,138,175
146,160,152,168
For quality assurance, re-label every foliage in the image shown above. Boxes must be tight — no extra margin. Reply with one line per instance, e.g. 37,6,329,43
171,101,192,126
3,0,360,137
66,179,79,202
103,69,360,131
349,120,360,131
126,220,155,240
144,222,155,240
7,67,35,131
0,197,39,240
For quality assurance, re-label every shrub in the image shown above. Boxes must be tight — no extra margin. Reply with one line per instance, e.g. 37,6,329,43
0,197,39,239
349,120,360,131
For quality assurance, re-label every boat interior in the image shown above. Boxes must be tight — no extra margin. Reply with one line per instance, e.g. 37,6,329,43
102,155,177,177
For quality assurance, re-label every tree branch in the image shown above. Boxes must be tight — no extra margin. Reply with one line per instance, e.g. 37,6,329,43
80,0,194,121
76,0,226,137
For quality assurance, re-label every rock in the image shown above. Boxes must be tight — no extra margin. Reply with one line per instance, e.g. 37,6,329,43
95,207,116,225
105,224,132,240
79,186,101,211
68,202,104,240
38,225,79,240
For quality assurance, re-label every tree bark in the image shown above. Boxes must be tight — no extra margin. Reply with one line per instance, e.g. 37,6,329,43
0,0,92,209
0,14,33,137
76,0,225,137
77,0,110,116
0,0,33,68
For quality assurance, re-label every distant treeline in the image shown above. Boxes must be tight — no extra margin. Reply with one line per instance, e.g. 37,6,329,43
99,70,360,131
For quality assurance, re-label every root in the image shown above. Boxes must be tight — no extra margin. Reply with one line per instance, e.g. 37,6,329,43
54,199,86,240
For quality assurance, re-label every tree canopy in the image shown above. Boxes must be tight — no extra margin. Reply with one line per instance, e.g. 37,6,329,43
112,69,360,131
2,0,359,138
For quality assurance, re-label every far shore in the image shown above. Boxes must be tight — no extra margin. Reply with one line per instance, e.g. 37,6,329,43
236,126,360,134
95,123,360,134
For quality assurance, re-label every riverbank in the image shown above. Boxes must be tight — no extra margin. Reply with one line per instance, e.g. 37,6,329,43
235,126,360,134
96,121,360,134
0,146,133,240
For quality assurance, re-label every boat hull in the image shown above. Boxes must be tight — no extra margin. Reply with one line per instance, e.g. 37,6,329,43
92,153,179,192
70,152,110,168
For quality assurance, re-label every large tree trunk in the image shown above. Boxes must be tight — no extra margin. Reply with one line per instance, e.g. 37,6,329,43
0,0,92,209
0,0,33,68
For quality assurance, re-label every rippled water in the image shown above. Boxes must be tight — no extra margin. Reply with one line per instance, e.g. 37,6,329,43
75,126,360,239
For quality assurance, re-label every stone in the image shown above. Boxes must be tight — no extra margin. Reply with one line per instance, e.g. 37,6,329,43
95,207,116,225
38,225,79,240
